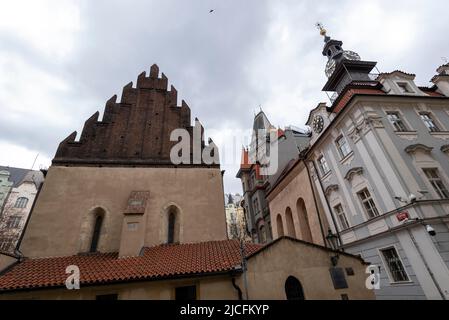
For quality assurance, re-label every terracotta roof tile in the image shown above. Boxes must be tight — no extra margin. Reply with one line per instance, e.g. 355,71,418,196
0,240,262,292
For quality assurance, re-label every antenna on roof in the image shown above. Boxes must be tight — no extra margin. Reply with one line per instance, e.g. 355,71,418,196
31,153,39,170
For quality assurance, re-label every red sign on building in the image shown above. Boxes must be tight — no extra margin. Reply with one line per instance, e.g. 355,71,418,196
396,211,409,222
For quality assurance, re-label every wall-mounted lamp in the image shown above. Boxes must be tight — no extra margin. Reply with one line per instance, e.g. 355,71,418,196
326,229,340,267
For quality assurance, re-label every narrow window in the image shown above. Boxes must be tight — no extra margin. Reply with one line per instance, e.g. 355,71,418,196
335,135,351,158
423,168,449,199
90,215,103,252
420,113,440,132
175,285,197,300
334,204,350,230
0,237,14,251
386,112,408,132
168,211,176,244
14,197,29,208
259,225,266,243
317,155,330,176
380,247,409,282
358,188,379,219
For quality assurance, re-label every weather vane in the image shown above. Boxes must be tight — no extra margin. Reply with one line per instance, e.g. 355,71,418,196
315,22,327,37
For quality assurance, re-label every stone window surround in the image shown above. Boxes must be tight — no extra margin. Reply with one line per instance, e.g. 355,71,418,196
377,244,412,284
405,144,449,200
394,80,416,95
327,187,351,231
414,106,448,133
345,168,382,223
381,107,415,134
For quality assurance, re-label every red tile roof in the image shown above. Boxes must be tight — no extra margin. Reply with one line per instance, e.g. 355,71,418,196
0,240,263,292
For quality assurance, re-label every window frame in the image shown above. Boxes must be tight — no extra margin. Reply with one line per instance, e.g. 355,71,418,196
14,197,29,209
333,204,350,230
7,216,21,229
386,111,408,132
378,245,411,284
357,188,380,220
422,168,449,199
396,81,414,94
335,135,352,159
317,155,330,177
419,112,441,132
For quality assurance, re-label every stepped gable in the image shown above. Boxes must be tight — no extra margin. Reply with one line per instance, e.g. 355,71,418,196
53,64,216,167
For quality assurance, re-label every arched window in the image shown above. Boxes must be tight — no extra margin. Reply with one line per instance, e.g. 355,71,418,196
168,211,176,244
285,207,296,238
285,276,305,300
296,198,312,243
15,197,29,208
276,214,284,238
259,225,266,243
166,205,180,244
90,214,103,252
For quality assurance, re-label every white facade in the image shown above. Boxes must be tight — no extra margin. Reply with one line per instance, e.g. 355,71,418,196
306,66,449,299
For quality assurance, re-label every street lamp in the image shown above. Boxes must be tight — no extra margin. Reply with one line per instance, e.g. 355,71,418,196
326,229,340,266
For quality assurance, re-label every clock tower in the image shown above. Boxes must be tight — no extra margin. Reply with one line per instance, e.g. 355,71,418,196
316,23,378,95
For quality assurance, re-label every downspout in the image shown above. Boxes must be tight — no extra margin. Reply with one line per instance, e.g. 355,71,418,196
304,157,327,246
231,277,243,300
308,159,342,248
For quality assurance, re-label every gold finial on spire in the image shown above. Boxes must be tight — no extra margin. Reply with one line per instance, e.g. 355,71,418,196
315,22,327,37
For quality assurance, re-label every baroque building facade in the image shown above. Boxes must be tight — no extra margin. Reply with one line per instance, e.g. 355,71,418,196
302,27,449,299
224,194,251,241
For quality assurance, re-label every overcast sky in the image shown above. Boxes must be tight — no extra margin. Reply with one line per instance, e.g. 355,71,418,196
0,0,448,194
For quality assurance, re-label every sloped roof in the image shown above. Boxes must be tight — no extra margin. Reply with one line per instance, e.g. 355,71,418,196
0,240,262,292
0,166,43,189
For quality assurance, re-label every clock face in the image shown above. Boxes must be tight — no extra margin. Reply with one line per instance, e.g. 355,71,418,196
312,115,324,134
342,50,361,61
325,59,336,78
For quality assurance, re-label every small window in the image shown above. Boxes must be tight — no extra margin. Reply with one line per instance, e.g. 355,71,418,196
380,247,409,282
14,197,29,208
7,216,21,229
90,215,103,252
341,294,349,300
253,198,260,215
397,82,414,93
386,112,408,132
335,135,351,159
168,212,176,244
334,204,350,230
317,155,330,176
423,168,449,199
357,188,379,219
420,113,440,132
175,285,197,300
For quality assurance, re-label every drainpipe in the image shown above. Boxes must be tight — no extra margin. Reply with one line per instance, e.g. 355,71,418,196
308,160,342,248
406,227,446,300
240,239,250,300
304,158,327,246
231,277,243,300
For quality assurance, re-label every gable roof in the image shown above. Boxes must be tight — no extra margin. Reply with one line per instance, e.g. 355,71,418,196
0,240,262,292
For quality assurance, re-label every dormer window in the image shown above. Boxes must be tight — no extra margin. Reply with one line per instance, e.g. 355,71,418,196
397,82,414,93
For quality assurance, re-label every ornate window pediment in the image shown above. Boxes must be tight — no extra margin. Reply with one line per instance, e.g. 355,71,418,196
344,167,363,181
404,144,433,154
441,145,449,154
325,184,339,197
